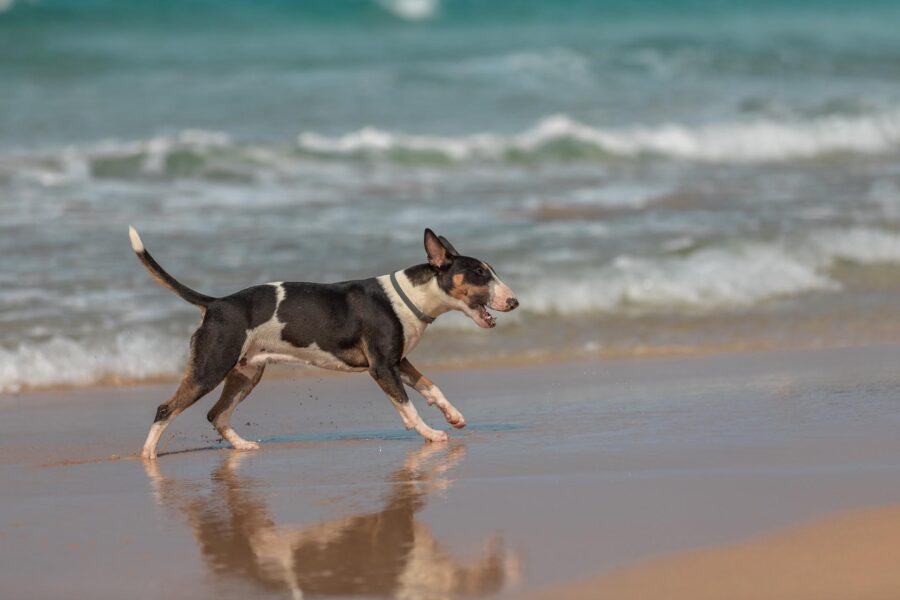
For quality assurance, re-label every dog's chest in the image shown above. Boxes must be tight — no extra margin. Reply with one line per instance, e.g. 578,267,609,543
400,317,426,357
377,274,429,358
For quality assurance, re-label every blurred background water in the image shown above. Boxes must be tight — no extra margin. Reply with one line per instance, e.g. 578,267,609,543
3,0,900,391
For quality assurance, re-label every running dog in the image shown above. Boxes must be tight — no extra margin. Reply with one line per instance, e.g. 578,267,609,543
129,227,518,459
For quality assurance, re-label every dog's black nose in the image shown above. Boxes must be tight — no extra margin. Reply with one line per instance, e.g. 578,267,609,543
506,297,519,310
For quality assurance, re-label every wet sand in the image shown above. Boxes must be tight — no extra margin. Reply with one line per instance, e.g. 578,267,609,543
3,345,900,598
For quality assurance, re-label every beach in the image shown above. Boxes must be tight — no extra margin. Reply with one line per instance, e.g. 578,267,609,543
4,344,900,598
4,1,900,597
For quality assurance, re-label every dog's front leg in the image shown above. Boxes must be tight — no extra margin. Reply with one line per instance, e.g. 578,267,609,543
399,358,466,429
370,362,448,443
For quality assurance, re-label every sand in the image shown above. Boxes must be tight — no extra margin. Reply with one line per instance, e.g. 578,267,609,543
528,505,900,600
3,345,900,599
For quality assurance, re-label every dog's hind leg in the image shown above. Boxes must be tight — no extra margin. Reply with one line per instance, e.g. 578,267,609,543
141,313,245,460
206,364,266,451
399,358,466,429
141,376,212,460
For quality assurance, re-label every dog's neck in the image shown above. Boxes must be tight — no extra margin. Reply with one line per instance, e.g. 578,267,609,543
391,267,455,321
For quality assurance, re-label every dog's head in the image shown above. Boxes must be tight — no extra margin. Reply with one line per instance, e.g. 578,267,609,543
424,229,518,329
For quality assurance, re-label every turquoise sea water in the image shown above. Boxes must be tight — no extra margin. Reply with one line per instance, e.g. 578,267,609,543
3,0,900,391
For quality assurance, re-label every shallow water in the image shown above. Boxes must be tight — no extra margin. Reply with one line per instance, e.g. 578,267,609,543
4,347,900,598
3,0,900,391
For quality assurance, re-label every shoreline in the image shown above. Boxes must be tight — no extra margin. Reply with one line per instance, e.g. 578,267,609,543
6,337,900,398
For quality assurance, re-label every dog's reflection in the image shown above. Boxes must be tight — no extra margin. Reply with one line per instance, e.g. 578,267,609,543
144,445,520,599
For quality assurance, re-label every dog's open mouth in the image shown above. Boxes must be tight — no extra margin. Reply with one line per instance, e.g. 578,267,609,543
474,304,496,329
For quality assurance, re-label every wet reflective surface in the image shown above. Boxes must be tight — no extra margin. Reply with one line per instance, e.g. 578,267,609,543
7,351,900,598
143,445,519,599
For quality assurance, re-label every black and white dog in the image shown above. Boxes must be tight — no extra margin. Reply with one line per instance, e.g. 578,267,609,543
129,227,518,459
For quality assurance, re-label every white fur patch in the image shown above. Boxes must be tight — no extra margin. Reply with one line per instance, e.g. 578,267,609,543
377,272,432,357
487,266,515,311
128,225,144,252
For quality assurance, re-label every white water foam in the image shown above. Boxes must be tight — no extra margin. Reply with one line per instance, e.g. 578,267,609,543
524,243,837,315
8,110,900,187
376,0,440,21
808,227,900,265
298,111,900,163
0,330,185,393
0,0,19,14
6,129,237,186
523,227,900,315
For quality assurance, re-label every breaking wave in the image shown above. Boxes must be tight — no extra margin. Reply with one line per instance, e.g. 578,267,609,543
523,227,900,315
0,330,186,394
6,110,900,186
297,111,900,163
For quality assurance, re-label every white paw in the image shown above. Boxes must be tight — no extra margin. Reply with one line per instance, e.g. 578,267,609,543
446,412,466,429
141,449,158,461
422,429,449,443
231,439,260,451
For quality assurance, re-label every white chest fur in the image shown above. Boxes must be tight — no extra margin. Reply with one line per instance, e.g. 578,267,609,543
377,273,430,357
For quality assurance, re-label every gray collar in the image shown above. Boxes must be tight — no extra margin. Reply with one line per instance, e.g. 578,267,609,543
390,271,435,324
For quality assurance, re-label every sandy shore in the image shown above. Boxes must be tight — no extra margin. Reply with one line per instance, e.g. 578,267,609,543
3,345,900,599
528,504,900,600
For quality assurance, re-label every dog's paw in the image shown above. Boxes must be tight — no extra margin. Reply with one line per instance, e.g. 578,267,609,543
447,413,467,429
423,429,449,443
231,440,260,451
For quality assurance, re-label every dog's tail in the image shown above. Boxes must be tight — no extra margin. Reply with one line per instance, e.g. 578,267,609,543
128,226,214,309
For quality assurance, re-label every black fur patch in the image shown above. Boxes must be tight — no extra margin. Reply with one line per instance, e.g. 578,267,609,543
154,404,170,422
275,279,406,370
404,264,435,286
435,256,495,302
246,285,278,329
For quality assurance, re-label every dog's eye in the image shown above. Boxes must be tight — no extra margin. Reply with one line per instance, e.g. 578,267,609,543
473,267,487,277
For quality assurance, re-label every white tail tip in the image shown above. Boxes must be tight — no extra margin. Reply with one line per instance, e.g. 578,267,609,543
128,226,144,253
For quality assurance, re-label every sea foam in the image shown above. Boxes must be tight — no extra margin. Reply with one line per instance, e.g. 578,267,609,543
298,111,900,163
8,110,900,188
523,227,900,315
0,330,186,394
523,243,837,315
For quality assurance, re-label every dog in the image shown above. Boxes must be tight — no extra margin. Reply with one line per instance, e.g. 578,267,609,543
129,227,518,459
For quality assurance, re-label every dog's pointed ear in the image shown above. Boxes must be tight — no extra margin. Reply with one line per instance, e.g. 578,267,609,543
424,228,454,269
438,235,459,257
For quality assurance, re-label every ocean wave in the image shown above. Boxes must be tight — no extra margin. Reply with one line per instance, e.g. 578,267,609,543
523,227,900,315
297,112,900,163
445,48,592,83
0,0,19,14
523,243,837,315
3,129,249,186
6,110,900,185
0,330,185,393
808,227,900,265
376,0,440,21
